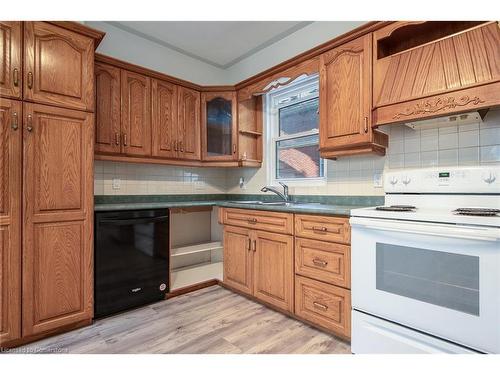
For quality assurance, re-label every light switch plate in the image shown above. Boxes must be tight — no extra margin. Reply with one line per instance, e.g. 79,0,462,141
112,178,121,190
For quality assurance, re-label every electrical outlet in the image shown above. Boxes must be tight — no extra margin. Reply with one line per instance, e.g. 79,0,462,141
373,172,383,188
112,178,121,190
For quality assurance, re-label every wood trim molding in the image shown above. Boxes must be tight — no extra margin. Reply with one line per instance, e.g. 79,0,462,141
237,56,320,101
47,21,106,48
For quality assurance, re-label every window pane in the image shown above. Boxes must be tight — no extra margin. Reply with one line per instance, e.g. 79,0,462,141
279,97,318,136
276,135,324,179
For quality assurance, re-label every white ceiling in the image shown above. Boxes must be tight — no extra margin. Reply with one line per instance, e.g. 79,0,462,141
106,21,312,69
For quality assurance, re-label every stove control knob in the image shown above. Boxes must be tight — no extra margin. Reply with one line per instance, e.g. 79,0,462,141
389,176,398,186
482,171,496,184
402,176,411,185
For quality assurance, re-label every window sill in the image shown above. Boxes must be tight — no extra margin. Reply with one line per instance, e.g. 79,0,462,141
271,178,327,188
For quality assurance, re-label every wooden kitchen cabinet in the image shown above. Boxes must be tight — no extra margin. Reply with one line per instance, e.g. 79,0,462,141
0,22,22,99
295,275,351,339
95,62,121,154
253,230,294,312
177,86,201,160
22,103,94,337
319,34,387,157
201,91,238,161
152,79,178,159
223,225,253,295
23,22,95,111
0,99,22,346
121,70,152,157
222,208,294,313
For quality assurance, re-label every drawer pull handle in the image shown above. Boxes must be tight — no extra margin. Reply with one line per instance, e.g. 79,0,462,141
27,71,33,89
312,226,328,233
115,132,120,145
13,68,19,87
248,218,257,224
312,258,328,267
11,111,19,131
313,301,328,311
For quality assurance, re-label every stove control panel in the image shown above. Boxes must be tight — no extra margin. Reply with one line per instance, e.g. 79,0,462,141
384,166,500,193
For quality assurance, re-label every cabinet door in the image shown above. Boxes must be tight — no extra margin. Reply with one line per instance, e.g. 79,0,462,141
223,226,253,295
319,34,372,150
253,231,294,312
0,99,21,346
95,62,121,154
22,103,93,337
152,79,178,159
177,86,201,160
201,91,237,161
0,22,22,99
121,70,151,157
23,22,94,111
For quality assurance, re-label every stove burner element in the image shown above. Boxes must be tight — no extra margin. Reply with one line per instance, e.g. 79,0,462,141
375,205,416,212
454,208,500,217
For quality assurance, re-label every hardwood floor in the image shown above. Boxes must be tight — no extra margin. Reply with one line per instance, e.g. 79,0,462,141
16,286,351,354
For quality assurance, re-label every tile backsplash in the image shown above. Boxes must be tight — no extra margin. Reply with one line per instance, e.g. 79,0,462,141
95,109,500,196
384,109,500,169
94,162,228,195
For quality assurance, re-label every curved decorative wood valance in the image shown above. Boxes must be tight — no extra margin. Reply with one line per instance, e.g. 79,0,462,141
237,57,319,101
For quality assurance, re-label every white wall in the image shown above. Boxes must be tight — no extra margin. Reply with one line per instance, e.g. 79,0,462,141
85,21,227,85
86,21,363,85
225,21,364,84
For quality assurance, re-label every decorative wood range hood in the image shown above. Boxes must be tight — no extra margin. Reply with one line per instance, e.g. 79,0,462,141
372,21,500,126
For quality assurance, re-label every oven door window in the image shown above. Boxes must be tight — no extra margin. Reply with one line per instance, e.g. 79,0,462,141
376,244,480,316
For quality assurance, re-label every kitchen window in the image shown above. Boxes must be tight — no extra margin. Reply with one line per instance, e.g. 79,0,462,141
265,74,325,185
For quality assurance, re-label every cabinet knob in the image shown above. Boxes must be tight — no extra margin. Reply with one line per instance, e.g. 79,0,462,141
123,133,128,146
233,144,236,154
247,238,252,251
115,132,120,146
179,140,184,152
364,116,369,133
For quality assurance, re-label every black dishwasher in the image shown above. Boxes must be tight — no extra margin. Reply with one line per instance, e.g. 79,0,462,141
94,209,169,318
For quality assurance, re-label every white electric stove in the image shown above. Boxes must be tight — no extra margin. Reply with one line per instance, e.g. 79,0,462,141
350,166,500,354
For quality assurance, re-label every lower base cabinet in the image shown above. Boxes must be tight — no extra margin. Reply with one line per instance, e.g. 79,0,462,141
294,275,351,339
223,225,294,313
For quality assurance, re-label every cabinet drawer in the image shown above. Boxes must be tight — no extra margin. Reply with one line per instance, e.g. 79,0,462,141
295,214,350,244
295,238,351,289
222,208,293,234
295,275,351,339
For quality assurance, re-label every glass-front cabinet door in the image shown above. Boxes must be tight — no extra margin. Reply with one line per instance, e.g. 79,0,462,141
201,91,238,161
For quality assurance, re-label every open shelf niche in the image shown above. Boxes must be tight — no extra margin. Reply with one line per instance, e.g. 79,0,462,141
169,206,223,291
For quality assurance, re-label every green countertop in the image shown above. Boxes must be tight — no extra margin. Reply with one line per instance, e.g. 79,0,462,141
94,194,383,216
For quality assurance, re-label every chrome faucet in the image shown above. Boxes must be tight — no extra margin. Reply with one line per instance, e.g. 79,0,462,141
261,182,291,202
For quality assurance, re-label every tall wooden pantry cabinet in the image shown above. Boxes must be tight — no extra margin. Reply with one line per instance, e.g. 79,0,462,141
0,21,104,348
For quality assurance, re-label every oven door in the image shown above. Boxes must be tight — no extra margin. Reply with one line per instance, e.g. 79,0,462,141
350,217,500,353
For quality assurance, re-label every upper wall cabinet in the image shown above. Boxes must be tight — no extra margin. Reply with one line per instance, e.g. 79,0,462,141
319,34,387,157
95,62,121,154
121,70,152,157
23,22,95,111
0,22,22,99
201,91,238,161
152,79,178,159
177,86,201,160
373,21,500,125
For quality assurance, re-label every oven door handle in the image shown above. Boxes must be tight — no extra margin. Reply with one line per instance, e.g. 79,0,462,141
350,217,500,242
99,216,169,225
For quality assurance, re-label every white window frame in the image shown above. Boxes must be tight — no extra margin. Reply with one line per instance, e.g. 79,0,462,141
265,74,326,187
